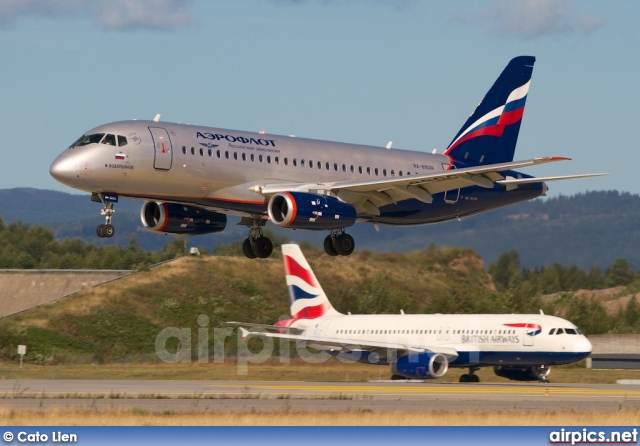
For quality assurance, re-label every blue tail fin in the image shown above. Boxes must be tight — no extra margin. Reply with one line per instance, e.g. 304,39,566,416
444,56,535,166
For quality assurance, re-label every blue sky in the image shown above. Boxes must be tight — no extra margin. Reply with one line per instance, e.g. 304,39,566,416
1,0,637,197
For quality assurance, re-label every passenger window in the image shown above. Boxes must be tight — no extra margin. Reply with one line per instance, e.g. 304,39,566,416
102,134,116,146
317,161,321,169
200,148,204,156
259,155,263,162
334,163,338,171
182,146,186,155
191,147,195,155
300,159,304,167
233,152,238,160
275,156,279,164
267,156,271,164
251,154,254,162
242,153,246,161
117,135,128,147
342,164,346,172
284,158,288,165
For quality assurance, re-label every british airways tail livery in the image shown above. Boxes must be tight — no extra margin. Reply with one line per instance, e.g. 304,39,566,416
230,244,592,382
50,56,605,259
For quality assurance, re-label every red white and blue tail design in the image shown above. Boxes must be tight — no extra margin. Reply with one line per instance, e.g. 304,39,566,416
445,56,535,167
281,244,341,322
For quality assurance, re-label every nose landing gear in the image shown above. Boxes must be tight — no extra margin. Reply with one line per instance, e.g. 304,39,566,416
92,193,117,238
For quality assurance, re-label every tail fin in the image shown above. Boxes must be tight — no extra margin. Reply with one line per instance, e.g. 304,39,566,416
281,244,341,321
444,56,535,166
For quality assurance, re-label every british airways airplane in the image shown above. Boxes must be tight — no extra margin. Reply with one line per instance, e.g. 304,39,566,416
231,244,592,382
50,56,603,258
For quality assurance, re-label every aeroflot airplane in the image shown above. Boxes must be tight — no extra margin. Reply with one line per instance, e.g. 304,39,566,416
230,244,592,382
50,56,603,259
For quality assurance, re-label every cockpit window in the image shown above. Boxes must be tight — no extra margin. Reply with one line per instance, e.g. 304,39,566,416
102,134,116,146
118,135,128,147
556,328,564,335
72,133,105,148
549,328,556,335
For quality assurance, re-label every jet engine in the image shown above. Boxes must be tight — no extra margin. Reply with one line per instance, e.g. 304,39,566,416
390,352,449,379
268,192,356,230
140,201,227,235
493,365,550,382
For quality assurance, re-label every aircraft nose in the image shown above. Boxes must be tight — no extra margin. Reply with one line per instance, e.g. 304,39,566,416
575,336,592,355
50,153,80,187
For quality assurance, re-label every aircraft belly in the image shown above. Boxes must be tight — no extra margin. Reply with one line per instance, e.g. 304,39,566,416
450,350,589,367
372,185,542,226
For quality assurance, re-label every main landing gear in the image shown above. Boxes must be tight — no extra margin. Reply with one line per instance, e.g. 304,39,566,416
459,367,480,383
92,193,116,238
323,229,355,256
241,217,273,259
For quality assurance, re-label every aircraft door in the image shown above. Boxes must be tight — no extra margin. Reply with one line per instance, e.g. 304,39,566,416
149,127,173,170
313,320,332,337
442,164,460,203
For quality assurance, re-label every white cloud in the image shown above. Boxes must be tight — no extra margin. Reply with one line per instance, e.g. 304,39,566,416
0,0,197,31
93,0,197,31
451,0,606,40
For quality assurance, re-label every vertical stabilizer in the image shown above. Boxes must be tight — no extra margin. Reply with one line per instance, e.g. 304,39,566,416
281,244,341,320
445,56,535,166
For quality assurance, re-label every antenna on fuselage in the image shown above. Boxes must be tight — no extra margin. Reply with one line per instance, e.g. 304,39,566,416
153,114,161,122
432,148,437,154
386,141,393,149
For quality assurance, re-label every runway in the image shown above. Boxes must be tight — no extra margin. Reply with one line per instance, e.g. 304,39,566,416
1,380,639,412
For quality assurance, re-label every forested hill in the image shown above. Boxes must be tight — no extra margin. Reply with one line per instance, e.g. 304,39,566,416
1,188,639,269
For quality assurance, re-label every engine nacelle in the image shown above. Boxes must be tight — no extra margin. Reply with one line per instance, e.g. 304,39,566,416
268,192,356,230
390,352,449,379
493,365,551,382
140,201,227,235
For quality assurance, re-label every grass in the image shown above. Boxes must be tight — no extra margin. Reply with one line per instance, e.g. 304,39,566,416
1,408,639,426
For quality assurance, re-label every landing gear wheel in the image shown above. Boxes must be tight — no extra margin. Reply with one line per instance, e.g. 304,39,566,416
103,224,115,238
335,233,355,256
242,238,257,259
460,367,480,383
391,374,406,380
96,224,106,238
254,236,273,258
324,235,339,256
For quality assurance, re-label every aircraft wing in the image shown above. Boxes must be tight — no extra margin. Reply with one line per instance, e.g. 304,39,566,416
226,322,304,335
237,327,459,360
260,156,603,215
